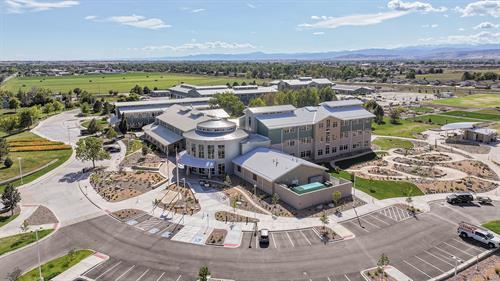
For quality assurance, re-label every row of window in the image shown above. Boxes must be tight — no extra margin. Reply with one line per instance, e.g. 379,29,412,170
189,143,225,159
316,141,370,156
192,163,226,175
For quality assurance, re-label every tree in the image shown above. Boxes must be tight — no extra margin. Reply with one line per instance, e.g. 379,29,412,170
364,100,384,124
118,114,128,134
0,138,8,160
198,265,210,281
377,253,390,280
248,97,266,107
209,92,245,117
142,143,151,156
271,192,280,215
224,174,232,186
231,196,238,214
93,100,103,113
106,127,118,139
75,136,111,168
87,118,100,134
4,157,13,168
389,109,401,124
52,100,64,111
8,97,20,112
20,219,29,233
80,102,91,115
102,101,113,115
143,86,151,95
0,116,18,132
130,84,143,95
2,184,21,215
17,107,40,129
319,211,329,235
332,191,341,207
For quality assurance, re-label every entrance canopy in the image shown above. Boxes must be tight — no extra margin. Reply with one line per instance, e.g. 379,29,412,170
178,150,215,169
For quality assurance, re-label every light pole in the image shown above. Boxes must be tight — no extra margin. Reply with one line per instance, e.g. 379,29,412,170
36,228,43,281
452,255,462,276
253,184,257,223
17,157,23,185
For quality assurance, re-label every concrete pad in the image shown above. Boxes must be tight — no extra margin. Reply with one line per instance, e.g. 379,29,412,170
224,227,242,248
385,265,414,281
171,225,201,243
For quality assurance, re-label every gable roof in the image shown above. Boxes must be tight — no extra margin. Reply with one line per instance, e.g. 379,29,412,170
155,104,213,132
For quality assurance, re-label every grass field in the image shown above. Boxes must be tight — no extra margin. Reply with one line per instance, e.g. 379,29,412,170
0,214,19,228
0,132,72,190
19,249,93,281
412,114,483,125
431,94,500,108
416,69,500,81
412,107,434,114
0,229,53,256
81,118,109,129
441,111,500,121
372,117,437,138
482,220,500,235
1,72,267,94
372,138,414,150
333,170,423,199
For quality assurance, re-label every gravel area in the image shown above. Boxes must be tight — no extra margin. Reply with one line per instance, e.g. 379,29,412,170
25,206,58,225
447,253,499,281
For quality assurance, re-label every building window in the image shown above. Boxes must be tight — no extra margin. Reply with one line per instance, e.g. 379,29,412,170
236,165,241,172
326,120,330,128
198,167,205,174
218,163,225,174
300,151,306,158
218,145,225,159
332,147,337,153
252,173,257,181
318,123,323,128
207,145,214,159
333,121,338,128
325,146,330,154
305,150,312,157
198,144,204,158
191,143,196,156
317,149,323,156
288,139,295,146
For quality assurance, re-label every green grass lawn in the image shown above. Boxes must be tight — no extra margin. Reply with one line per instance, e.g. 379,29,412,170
372,117,437,138
476,109,500,115
482,220,500,235
1,72,267,94
412,107,434,114
0,132,72,191
333,170,423,200
372,138,414,150
416,69,500,81
412,114,481,126
0,229,53,256
19,249,94,281
431,94,500,108
81,118,109,128
441,110,500,121
124,139,142,155
0,213,19,228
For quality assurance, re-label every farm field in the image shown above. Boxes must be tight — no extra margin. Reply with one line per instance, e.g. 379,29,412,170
416,69,500,81
441,110,500,121
372,117,437,138
1,72,267,94
431,94,500,108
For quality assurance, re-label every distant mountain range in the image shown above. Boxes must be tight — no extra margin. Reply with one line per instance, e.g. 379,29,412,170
157,44,500,61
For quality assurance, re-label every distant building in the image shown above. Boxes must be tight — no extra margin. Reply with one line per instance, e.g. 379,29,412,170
442,122,497,144
168,83,277,104
150,90,170,97
332,84,374,95
270,77,333,91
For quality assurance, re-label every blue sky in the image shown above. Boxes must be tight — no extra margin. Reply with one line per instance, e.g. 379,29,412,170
1,0,499,60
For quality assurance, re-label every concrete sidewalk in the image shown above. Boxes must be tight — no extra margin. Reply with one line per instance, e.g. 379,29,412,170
52,252,109,281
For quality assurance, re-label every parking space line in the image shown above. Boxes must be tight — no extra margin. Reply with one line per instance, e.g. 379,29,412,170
442,241,473,257
425,250,454,266
300,230,312,245
434,245,460,259
403,260,432,279
367,214,391,226
344,274,351,281
156,272,165,281
327,277,332,281
392,207,402,221
451,239,484,254
95,261,122,280
115,264,135,281
360,217,381,229
349,221,370,232
415,255,445,272
271,232,278,248
176,275,182,281
397,207,407,220
286,232,295,247
136,269,149,281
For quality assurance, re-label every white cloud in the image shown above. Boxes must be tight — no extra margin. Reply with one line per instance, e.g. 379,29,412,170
84,15,97,20
246,3,256,8
418,31,500,44
298,11,407,29
313,31,325,35
421,23,439,28
457,1,500,17
458,27,466,31
387,0,447,12
191,8,205,13
108,15,171,30
5,0,78,13
132,41,256,52
474,21,500,29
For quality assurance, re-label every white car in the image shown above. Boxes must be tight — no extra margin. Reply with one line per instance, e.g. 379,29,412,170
458,222,500,249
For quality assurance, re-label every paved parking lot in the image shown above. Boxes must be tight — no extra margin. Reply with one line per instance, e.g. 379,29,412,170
392,236,491,280
84,257,191,281
272,271,366,281
240,228,324,249
340,205,414,236
126,214,183,239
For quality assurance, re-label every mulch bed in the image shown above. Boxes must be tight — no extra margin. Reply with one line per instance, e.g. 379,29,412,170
111,209,146,222
313,226,340,242
25,206,58,225
447,252,499,281
159,184,200,215
442,160,499,180
215,211,258,223
205,228,227,246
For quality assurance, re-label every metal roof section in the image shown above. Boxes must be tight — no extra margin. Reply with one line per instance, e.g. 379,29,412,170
318,103,376,121
332,84,374,91
113,97,210,107
184,119,248,141
274,77,333,87
143,124,183,147
170,83,276,97
320,99,364,108
232,147,326,182
469,127,496,135
441,122,477,130
246,104,296,114
156,104,213,132
256,107,316,129
199,108,230,119
178,150,215,169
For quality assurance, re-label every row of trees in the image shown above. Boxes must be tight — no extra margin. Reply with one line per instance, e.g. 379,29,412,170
0,106,43,133
461,71,498,81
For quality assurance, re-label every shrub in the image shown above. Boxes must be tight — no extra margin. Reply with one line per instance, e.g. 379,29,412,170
4,157,13,168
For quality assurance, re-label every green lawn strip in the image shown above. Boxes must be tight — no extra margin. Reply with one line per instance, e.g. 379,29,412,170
19,249,94,281
482,220,500,235
125,139,142,155
372,117,437,138
1,72,267,94
81,119,109,128
411,114,479,126
0,214,19,228
0,229,53,256
372,138,414,150
441,111,500,121
333,170,423,200
476,109,500,116
334,152,385,170
412,107,434,113
431,94,500,108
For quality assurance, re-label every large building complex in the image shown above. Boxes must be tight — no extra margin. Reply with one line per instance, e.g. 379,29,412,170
240,100,374,161
270,77,333,91
169,83,277,104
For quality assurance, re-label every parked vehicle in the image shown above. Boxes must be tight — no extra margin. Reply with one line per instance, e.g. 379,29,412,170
259,229,269,245
476,196,492,204
457,222,500,248
104,145,121,153
446,192,474,204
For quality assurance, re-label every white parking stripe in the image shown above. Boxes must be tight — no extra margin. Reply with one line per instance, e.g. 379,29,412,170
442,241,473,257
367,214,391,226
415,255,445,272
286,232,295,247
360,217,381,229
300,230,312,245
425,250,454,266
344,274,351,281
96,261,122,280
136,269,149,281
392,207,402,221
451,239,484,254
115,265,135,281
271,232,278,248
348,221,370,232
156,272,165,281
327,277,332,281
403,260,432,279
176,275,182,281
434,245,460,259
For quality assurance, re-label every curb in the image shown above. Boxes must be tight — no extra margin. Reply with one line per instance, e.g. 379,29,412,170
429,248,498,281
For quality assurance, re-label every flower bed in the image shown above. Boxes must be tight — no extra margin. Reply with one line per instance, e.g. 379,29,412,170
205,229,227,246
313,226,339,242
159,183,200,215
111,209,146,222
367,167,402,177
416,177,498,194
412,153,452,162
393,164,446,178
442,160,499,180
215,211,258,223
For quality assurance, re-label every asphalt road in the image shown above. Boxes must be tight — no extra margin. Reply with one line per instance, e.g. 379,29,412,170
1,201,498,280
